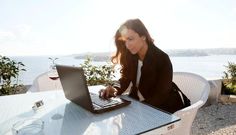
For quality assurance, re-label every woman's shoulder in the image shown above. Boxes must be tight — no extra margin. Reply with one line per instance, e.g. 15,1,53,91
150,44,169,58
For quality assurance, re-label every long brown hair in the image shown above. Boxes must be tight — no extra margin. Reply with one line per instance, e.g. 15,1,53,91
111,19,154,75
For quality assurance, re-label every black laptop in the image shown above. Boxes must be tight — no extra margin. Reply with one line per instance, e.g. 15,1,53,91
56,65,131,114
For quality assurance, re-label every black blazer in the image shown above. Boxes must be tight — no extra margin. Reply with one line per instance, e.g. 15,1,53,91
114,44,184,113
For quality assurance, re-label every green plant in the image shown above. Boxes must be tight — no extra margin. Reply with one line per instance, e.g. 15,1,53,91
80,56,115,86
0,55,26,95
222,62,236,95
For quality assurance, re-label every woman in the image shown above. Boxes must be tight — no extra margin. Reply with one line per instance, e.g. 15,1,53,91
100,18,189,113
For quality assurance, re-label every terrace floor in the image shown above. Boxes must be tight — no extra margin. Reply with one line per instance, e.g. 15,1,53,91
192,103,236,135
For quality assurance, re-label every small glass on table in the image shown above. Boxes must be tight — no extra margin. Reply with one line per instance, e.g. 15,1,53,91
12,118,44,135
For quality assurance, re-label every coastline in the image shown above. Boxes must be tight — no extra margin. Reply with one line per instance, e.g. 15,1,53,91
73,48,236,61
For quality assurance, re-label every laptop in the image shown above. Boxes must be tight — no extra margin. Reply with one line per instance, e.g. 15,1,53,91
56,64,131,114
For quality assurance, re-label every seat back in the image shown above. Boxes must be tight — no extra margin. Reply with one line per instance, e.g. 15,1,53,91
165,72,210,135
30,71,62,92
173,72,209,105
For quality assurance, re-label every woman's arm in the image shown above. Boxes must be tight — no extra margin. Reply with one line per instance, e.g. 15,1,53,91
113,70,131,95
99,69,131,98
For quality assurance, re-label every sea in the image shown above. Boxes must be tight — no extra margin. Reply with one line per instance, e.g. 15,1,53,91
10,55,236,85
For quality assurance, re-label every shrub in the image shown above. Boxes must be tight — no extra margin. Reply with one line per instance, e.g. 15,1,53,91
80,57,115,86
222,62,236,95
0,55,26,95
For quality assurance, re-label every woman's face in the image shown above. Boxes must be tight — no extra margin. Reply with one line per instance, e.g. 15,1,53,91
120,29,146,55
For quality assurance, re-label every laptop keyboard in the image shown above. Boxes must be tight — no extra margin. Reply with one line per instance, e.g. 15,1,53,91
90,93,121,107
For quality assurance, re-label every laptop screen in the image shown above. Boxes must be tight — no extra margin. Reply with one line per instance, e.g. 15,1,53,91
56,64,131,114
56,65,94,111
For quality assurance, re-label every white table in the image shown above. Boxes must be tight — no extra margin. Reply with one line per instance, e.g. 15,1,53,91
0,86,180,135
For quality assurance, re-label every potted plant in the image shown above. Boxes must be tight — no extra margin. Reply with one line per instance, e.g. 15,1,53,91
80,56,115,86
222,62,236,95
0,55,26,95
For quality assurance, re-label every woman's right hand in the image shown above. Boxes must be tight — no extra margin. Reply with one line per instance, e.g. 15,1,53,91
99,85,118,99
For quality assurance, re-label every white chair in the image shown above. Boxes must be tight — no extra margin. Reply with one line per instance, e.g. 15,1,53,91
29,71,62,92
165,72,210,135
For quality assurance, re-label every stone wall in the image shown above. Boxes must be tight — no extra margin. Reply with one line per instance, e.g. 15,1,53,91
206,78,236,106
205,79,222,106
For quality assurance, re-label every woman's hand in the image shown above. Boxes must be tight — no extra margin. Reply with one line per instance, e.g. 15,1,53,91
99,85,118,99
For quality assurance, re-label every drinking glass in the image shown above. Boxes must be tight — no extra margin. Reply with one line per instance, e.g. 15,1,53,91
48,67,59,81
48,57,59,89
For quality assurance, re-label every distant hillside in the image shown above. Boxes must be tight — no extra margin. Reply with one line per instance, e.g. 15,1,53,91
166,48,236,57
73,48,236,61
165,49,208,57
73,52,112,62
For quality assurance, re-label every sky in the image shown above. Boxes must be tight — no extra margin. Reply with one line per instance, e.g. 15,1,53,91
0,0,236,56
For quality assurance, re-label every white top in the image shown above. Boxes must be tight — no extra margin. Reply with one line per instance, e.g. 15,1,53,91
136,60,145,101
